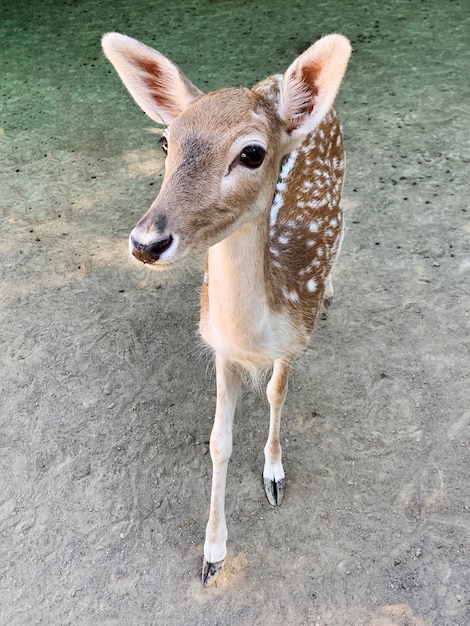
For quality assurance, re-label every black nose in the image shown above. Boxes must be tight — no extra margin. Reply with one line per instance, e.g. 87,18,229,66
130,234,173,263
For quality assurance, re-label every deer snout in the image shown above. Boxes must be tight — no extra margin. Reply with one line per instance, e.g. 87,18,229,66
129,210,182,266
129,233,174,264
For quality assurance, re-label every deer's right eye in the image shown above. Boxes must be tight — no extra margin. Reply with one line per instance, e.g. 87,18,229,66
159,136,168,155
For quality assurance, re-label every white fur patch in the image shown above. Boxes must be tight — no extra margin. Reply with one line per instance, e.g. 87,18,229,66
306,278,317,292
270,150,299,227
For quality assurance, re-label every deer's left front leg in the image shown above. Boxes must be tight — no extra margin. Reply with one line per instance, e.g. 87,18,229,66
263,358,290,506
202,355,242,587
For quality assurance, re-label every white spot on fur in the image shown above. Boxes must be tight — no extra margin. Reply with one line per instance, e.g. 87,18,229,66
283,289,300,303
306,278,317,292
269,195,284,228
269,150,298,227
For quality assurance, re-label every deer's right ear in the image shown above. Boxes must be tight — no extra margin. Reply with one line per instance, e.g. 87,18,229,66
101,32,203,125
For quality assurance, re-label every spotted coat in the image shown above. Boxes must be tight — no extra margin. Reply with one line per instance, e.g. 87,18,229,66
253,75,345,336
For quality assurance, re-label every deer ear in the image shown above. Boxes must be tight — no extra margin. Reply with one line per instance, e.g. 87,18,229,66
102,32,203,125
278,34,351,146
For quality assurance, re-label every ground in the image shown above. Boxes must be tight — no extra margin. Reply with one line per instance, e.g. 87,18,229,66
1,0,469,624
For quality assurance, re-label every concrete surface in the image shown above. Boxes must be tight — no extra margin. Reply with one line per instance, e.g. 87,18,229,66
1,0,469,624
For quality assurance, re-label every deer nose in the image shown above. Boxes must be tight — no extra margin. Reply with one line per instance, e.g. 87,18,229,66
130,234,174,263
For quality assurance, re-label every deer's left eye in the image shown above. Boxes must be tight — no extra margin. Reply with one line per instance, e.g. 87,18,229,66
159,136,168,155
239,145,266,169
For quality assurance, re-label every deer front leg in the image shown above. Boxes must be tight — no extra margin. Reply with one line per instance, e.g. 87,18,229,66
202,355,242,587
263,358,290,506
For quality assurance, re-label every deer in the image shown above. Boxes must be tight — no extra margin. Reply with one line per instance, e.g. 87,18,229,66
102,31,351,586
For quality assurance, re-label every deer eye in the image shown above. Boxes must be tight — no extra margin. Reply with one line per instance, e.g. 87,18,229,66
159,135,168,155
239,144,266,169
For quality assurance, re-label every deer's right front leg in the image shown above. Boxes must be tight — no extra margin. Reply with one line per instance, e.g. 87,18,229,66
202,355,241,587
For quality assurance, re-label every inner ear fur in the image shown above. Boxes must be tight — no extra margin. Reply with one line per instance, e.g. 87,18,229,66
279,34,352,141
102,32,203,125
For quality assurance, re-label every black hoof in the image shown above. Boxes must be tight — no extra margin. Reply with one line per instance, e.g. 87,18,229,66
202,558,224,587
264,477,285,507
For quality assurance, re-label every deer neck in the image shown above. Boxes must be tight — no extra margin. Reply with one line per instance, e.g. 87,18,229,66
204,206,274,356
207,209,269,311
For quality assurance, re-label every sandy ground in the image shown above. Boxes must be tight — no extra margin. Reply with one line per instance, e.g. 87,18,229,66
1,0,469,624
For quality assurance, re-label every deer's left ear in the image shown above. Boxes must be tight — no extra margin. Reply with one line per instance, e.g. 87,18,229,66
278,34,351,148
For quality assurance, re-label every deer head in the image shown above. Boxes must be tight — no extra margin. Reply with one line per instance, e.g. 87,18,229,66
102,33,351,269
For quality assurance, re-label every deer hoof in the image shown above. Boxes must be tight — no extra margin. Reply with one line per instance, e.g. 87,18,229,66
264,477,285,507
202,557,224,587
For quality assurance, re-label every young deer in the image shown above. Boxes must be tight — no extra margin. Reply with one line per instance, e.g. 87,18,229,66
102,32,351,586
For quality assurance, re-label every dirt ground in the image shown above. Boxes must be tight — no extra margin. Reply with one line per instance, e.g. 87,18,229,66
1,0,469,624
